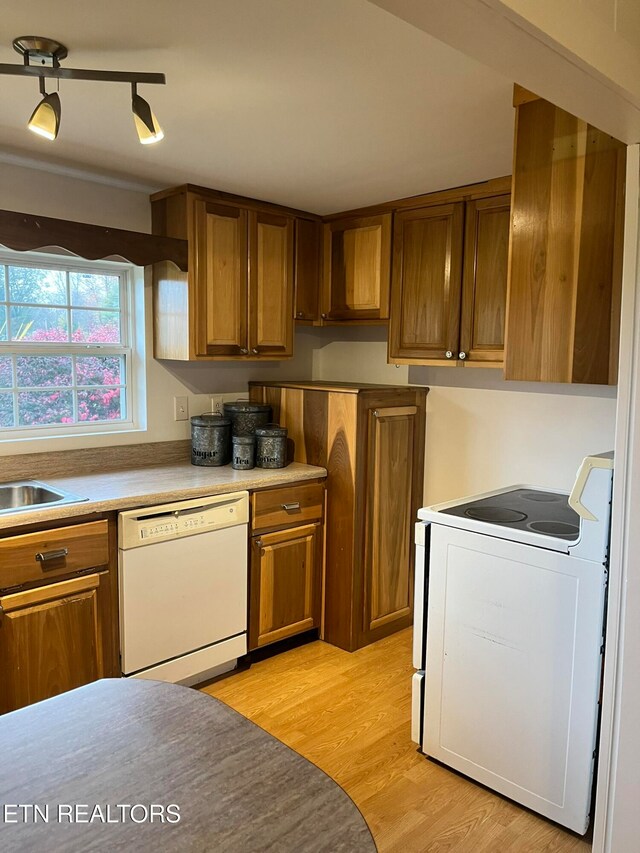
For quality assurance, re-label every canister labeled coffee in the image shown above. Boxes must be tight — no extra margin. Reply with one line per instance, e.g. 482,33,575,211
255,424,288,469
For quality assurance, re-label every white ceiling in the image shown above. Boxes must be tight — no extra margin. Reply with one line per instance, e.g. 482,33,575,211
0,0,514,214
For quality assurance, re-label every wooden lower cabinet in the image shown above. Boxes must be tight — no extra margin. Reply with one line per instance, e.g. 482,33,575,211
0,517,119,715
249,522,322,650
249,381,427,652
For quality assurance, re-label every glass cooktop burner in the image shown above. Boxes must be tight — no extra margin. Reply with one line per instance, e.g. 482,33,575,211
528,520,580,538
441,488,580,540
464,507,527,523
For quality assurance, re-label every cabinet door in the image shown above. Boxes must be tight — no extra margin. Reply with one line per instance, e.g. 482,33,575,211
389,202,464,362
194,199,248,357
505,91,624,384
295,218,322,323
459,194,511,365
248,211,295,358
249,523,322,650
361,404,418,645
0,573,106,715
322,213,392,321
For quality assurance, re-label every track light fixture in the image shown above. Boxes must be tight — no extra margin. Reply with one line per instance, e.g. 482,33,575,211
131,84,164,145
0,36,166,145
28,77,61,140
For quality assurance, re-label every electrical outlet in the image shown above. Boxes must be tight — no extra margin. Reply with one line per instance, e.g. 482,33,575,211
174,396,189,421
210,395,224,414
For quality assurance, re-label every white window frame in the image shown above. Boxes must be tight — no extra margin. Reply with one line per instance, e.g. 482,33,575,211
0,249,144,442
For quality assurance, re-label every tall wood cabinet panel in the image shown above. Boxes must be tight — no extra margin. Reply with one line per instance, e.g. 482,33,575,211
295,217,322,323
460,194,511,363
505,88,625,384
152,185,317,360
322,214,392,322
249,381,427,652
389,203,464,362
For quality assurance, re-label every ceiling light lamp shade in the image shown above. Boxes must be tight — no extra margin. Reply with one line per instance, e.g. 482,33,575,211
131,84,163,145
28,87,61,141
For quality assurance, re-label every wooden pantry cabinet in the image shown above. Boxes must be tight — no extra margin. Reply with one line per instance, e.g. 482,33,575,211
249,482,324,650
321,213,392,323
388,182,511,367
504,87,625,384
249,381,427,652
151,185,320,360
0,517,119,715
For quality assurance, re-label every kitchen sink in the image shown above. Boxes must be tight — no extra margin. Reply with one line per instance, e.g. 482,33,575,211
0,481,88,515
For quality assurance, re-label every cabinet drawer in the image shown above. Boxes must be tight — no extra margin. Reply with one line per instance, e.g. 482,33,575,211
0,520,109,590
251,482,324,533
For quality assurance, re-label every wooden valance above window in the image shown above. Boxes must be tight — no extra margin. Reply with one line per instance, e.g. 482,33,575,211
0,208,188,271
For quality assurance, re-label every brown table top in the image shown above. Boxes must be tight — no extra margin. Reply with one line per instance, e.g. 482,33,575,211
0,679,375,852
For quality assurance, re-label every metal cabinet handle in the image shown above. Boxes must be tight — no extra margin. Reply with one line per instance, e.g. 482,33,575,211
458,351,467,360
35,548,68,564
281,502,301,511
321,313,327,320
296,311,304,318
240,348,249,355
251,348,259,354
445,350,454,359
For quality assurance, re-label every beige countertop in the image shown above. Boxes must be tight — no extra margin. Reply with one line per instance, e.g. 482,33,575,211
0,461,327,530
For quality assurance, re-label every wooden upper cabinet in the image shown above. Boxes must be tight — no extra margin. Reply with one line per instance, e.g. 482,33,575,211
294,218,322,323
504,88,625,384
460,194,511,364
151,185,313,361
322,213,392,322
249,211,294,358
194,200,248,357
389,203,464,362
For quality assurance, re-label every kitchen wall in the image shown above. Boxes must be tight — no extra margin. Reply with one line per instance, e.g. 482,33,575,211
310,328,618,503
0,159,318,455
0,158,619,503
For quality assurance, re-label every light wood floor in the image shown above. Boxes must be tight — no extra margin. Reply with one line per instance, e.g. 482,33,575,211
203,629,592,853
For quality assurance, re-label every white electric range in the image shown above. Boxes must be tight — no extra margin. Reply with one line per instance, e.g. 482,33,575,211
412,452,614,834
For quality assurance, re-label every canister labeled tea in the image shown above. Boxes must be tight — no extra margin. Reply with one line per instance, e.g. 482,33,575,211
255,424,288,469
190,414,231,466
232,434,256,470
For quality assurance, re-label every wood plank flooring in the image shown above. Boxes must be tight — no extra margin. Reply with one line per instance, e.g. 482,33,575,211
203,629,592,853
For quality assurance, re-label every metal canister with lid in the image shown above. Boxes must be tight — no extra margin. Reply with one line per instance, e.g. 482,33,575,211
190,414,231,466
231,435,256,470
223,400,272,437
255,424,288,469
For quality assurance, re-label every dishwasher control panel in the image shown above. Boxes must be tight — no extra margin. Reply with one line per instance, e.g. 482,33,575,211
118,492,249,549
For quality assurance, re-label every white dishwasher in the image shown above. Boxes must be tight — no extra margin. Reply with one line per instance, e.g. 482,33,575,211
118,491,248,685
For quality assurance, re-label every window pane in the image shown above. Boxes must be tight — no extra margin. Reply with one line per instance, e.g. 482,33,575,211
18,390,73,426
72,309,120,343
70,272,120,309
0,306,7,341
0,266,5,300
76,355,123,385
0,392,14,427
77,387,123,422
16,355,73,388
8,266,66,305
10,306,69,342
0,357,11,388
